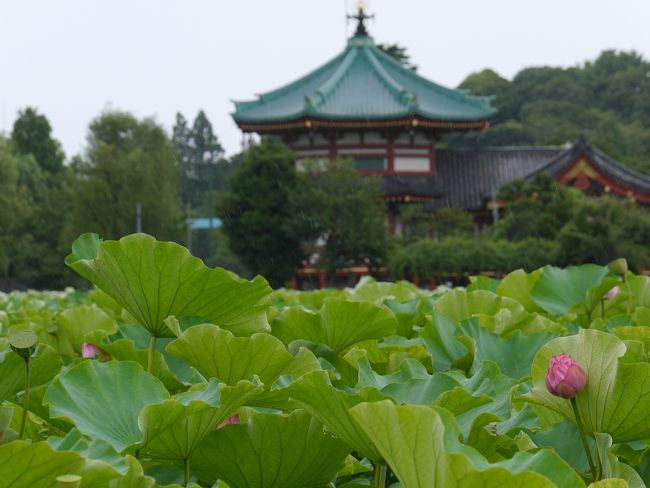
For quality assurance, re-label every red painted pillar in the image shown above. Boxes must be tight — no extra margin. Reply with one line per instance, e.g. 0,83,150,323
387,135,395,173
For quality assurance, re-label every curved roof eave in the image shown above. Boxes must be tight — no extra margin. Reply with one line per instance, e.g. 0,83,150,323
232,34,496,123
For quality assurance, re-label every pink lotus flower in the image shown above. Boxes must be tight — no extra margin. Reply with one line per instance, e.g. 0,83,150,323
605,286,620,300
545,354,586,399
218,415,240,429
81,342,110,361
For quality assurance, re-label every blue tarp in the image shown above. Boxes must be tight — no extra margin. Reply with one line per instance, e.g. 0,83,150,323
186,217,223,230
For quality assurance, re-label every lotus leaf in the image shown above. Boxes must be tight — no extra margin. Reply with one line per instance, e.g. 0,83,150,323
65,233,272,337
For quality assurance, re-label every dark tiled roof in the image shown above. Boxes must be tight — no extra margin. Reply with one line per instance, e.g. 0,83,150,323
382,174,444,198
430,146,565,210
529,138,650,193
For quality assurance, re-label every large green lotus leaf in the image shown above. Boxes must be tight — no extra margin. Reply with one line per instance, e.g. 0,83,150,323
496,269,544,313
436,361,518,439
189,410,350,488
457,319,558,379
0,440,121,487
612,326,650,355
345,336,431,374
49,427,129,475
271,297,398,353
166,325,320,408
523,329,650,442
467,275,501,293
348,277,420,304
65,233,272,337
55,305,118,356
384,298,427,338
44,360,169,452
349,401,560,488
432,406,585,487
594,433,645,488
434,289,559,336
530,264,609,316
287,370,387,461
355,356,458,405
139,379,261,460
109,455,159,488
0,343,63,403
419,314,470,372
465,412,518,462
627,274,650,309
530,419,595,473
84,331,184,392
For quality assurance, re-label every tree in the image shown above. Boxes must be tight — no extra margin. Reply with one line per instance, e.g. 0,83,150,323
493,175,582,241
377,43,417,71
557,197,650,270
0,137,31,278
2,109,75,288
11,107,65,173
218,137,302,288
172,110,224,212
458,69,510,121
447,51,650,174
290,158,388,277
399,205,474,242
67,111,182,242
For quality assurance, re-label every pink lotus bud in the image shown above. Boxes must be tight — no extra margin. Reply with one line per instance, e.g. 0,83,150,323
545,354,586,399
218,415,240,429
81,342,110,361
605,286,620,300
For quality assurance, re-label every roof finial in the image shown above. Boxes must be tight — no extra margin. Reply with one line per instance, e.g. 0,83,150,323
347,1,374,37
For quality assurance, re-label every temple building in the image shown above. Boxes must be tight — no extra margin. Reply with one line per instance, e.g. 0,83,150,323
232,4,650,237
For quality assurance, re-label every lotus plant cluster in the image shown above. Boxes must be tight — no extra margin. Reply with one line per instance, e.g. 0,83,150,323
0,233,648,488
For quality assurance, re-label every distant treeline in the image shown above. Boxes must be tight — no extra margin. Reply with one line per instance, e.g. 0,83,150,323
447,50,650,174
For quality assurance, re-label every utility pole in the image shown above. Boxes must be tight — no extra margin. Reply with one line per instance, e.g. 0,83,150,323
207,163,214,267
186,203,193,253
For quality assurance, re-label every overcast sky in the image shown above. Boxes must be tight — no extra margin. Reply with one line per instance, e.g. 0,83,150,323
1,0,649,158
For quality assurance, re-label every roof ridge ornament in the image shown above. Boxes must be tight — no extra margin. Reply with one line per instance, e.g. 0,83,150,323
347,1,374,37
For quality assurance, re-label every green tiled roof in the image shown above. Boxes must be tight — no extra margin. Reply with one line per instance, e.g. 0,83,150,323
232,35,495,125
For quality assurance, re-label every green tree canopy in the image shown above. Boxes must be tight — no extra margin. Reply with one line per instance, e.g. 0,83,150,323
290,158,388,276
67,111,181,242
218,137,302,288
172,111,226,212
377,43,417,71
11,107,65,174
493,175,582,241
450,50,650,174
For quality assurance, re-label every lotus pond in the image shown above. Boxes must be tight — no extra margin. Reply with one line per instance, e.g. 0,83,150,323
1,233,649,487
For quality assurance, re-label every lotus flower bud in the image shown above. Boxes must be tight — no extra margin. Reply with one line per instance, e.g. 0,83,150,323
81,342,110,361
608,258,628,277
605,286,620,300
218,415,240,429
545,354,586,399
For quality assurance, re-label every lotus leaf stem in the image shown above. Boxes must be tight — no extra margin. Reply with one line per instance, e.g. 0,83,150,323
19,356,30,439
147,336,157,374
571,397,598,482
624,275,632,317
184,457,190,487
373,462,387,487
